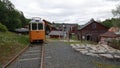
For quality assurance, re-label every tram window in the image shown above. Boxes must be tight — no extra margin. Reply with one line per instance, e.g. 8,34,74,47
38,23,43,30
32,23,37,30
36,20,39,22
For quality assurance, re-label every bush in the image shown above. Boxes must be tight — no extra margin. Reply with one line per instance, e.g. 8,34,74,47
0,23,8,32
109,39,120,50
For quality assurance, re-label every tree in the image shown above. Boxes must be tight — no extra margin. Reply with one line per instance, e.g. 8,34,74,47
0,0,28,31
102,18,120,28
0,23,8,32
112,5,120,18
19,11,28,27
112,5,120,27
102,19,113,28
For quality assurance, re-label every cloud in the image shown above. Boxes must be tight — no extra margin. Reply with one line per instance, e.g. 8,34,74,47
106,0,120,1
10,0,120,25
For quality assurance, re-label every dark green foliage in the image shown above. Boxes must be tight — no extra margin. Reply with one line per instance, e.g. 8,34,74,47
0,0,28,31
102,19,113,28
102,18,120,28
19,12,28,27
112,18,120,27
0,23,8,32
102,5,120,28
109,39,120,50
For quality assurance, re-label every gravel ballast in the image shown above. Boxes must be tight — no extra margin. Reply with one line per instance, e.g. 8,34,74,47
44,41,120,68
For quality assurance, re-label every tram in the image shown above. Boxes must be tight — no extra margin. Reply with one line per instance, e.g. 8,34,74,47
29,17,45,43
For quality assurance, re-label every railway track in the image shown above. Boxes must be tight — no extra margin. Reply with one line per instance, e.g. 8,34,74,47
3,43,45,68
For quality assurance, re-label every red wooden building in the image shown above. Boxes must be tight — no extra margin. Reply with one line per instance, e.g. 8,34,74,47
48,31,64,38
77,19,108,42
99,27,120,44
53,23,78,34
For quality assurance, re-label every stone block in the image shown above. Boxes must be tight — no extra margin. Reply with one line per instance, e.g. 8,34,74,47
89,50,97,53
99,54,113,59
80,50,88,54
75,49,86,51
114,55,120,59
86,53,99,57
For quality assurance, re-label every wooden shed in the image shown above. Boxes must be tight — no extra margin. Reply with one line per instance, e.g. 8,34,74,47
77,19,108,42
99,27,120,44
48,31,64,38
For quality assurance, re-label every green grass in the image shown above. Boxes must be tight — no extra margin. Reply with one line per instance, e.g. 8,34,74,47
65,40,97,45
0,32,29,66
65,41,81,45
47,38,60,40
70,35,77,40
81,40,98,45
46,36,64,42
94,62,120,68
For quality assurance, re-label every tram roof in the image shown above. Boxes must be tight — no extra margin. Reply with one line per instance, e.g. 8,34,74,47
30,17,44,23
30,19,44,23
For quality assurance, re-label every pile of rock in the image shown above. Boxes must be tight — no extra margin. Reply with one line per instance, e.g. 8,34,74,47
70,44,120,59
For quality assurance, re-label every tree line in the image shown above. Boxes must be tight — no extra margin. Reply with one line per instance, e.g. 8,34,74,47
0,0,120,31
102,5,120,28
102,18,120,28
0,0,29,31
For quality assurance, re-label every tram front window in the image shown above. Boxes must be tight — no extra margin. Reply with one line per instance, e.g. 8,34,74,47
32,23,37,30
38,23,43,30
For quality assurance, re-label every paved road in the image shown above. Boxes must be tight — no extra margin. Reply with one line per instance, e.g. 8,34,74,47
8,45,41,68
44,41,120,68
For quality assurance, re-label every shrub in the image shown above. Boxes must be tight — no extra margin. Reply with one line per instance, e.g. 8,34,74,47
109,39,120,50
0,23,8,32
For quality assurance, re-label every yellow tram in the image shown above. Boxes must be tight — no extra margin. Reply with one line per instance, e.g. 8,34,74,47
29,17,45,43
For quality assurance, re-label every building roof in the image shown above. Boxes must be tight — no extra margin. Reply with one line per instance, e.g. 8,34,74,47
48,31,64,36
108,27,119,32
53,23,78,28
30,17,43,23
78,19,95,30
100,31,120,38
15,28,29,32
100,27,120,38
78,19,108,30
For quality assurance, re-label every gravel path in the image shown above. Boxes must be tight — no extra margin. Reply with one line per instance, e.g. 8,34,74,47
8,45,41,68
44,41,120,68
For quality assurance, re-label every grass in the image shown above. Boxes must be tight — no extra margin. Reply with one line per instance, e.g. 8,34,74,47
0,32,29,67
46,35,64,42
94,62,120,68
46,35,97,45
108,39,120,50
46,38,60,42
65,40,97,45
71,34,77,40
65,41,81,45
81,40,98,45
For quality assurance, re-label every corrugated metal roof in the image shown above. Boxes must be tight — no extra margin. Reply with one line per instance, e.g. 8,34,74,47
49,31,64,36
15,28,29,32
100,31,120,38
108,27,119,32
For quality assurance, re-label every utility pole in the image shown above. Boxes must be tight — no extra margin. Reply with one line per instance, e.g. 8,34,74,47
63,24,65,40
67,25,70,42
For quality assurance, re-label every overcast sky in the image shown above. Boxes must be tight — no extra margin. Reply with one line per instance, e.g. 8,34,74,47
10,0,120,25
